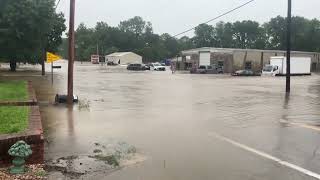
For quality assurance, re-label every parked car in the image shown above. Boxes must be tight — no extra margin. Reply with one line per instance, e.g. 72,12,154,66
127,64,147,71
150,63,166,71
107,61,117,66
190,65,223,74
143,64,151,70
232,69,261,76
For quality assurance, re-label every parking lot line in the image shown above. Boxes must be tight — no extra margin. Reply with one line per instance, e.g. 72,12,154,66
208,132,320,180
291,123,320,132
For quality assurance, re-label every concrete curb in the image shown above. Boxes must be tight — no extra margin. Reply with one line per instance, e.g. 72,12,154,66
0,82,43,167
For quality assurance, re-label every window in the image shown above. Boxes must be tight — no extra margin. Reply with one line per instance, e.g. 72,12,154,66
245,62,252,70
312,62,317,71
273,66,278,71
218,61,224,68
263,65,273,72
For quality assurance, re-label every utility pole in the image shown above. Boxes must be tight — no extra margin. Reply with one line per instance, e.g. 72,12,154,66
96,43,99,55
67,0,75,104
41,44,46,76
286,0,292,93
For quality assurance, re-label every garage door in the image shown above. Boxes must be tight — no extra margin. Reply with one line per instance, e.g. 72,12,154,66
199,52,211,66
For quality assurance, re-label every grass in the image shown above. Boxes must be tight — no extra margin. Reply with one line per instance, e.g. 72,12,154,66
0,80,27,101
34,169,47,177
0,106,29,134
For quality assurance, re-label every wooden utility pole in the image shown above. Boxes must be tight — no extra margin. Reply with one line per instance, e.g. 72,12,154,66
286,0,292,93
67,0,75,104
42,48,46,76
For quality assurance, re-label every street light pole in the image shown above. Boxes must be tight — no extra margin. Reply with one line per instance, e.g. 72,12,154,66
67,0,76,104
286,0,292,93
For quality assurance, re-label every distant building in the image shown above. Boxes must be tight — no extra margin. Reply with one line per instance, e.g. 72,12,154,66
90,55,99,64
105,52,142,65
180,47,320,73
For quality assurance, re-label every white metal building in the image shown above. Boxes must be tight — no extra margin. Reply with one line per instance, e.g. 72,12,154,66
180,47,320,73
105,52,142,65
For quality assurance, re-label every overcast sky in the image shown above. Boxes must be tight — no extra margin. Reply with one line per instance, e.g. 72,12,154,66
56,0,320,37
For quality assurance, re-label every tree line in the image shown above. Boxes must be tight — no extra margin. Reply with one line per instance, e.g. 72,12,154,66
0,0,66,71
58,16,185,63
58,16,320,63
194,16,320,52
1,1,319,68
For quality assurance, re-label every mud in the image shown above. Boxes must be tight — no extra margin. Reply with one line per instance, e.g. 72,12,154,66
44,140,141,179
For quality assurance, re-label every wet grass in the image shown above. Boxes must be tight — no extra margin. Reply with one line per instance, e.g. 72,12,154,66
34,169,47,177
0,80,27,101
0,106,28,134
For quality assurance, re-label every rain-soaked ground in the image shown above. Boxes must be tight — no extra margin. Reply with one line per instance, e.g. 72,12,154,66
2,61,320,179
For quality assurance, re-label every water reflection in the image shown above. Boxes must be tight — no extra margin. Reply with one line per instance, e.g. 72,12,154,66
67,105,75,137
283,92,290,110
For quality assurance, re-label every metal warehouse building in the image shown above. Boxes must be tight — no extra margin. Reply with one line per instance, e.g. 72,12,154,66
105,52,142,65
179,47,320,73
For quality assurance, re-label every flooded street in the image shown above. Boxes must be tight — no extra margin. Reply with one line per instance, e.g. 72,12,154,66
2,61,320,179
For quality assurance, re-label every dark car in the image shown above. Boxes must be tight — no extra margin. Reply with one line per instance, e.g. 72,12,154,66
107,61,116,66
127,64,145,71
232,69,261,76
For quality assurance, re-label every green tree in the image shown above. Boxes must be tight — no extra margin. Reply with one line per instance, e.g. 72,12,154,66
46,13,67,53
215,22,234,48
161,33,180,58
75,23,95,61
307,19,320,52
264,16,286,49
232,20,263,49
178,36,195,50
119,16,146,37
0,0,66,71
193,24,216,47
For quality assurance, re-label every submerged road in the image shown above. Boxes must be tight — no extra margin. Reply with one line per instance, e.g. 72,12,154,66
2,61,320,179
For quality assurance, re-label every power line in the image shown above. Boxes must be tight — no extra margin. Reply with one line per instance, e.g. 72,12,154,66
173,0,255,37
55,0,61,9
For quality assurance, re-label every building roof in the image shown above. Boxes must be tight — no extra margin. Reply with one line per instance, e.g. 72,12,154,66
181,47,320,56
106,52,137,57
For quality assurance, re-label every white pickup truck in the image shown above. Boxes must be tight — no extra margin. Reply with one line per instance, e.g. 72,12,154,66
150,63,166,71
262,56,311,76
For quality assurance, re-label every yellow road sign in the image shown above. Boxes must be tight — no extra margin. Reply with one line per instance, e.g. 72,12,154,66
47,52,62,63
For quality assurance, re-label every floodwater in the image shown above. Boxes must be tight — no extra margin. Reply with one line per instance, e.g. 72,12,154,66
2,61,320,179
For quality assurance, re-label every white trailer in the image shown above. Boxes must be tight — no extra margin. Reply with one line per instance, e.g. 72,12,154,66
262,56,311,76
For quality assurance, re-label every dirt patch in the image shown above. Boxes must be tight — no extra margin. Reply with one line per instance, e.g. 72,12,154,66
46,140,145,179
0,164,47,180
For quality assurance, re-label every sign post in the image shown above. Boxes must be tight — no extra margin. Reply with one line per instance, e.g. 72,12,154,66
46,52,62,85
51,62,53,84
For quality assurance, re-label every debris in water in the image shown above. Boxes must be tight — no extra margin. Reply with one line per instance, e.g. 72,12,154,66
93,149,102,153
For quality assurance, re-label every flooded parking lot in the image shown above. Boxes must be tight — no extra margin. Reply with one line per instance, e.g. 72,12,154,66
2,61,320,179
